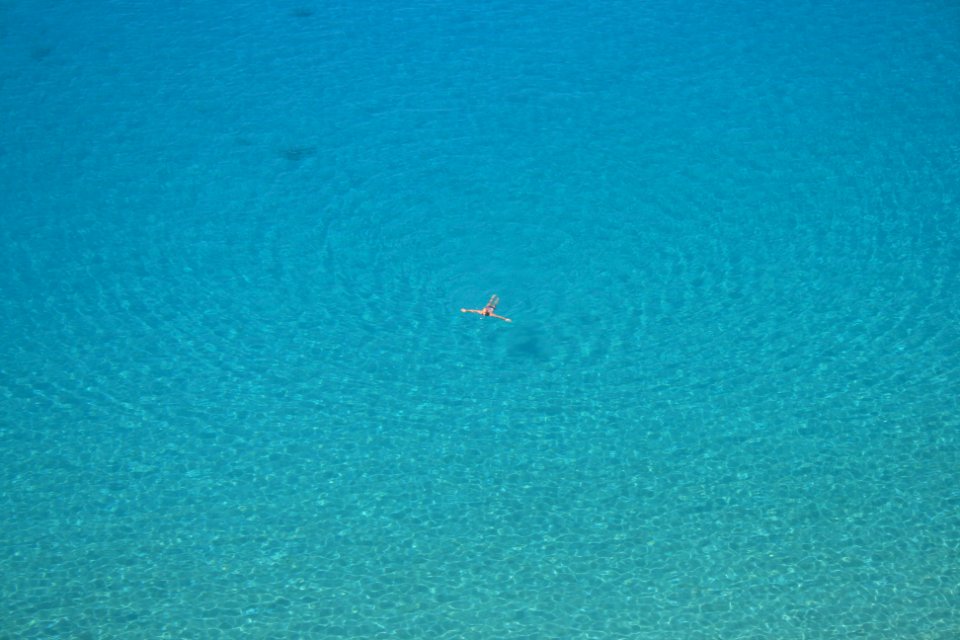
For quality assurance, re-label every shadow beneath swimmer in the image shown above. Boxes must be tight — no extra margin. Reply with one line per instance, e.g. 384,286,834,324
507,328,551,362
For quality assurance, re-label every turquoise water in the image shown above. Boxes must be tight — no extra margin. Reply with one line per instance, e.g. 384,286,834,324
2,0,958,637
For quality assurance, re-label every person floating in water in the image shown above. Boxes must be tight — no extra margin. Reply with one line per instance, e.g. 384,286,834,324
461,294,512,322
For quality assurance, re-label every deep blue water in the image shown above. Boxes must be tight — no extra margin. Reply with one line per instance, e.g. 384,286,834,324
1,0,958,638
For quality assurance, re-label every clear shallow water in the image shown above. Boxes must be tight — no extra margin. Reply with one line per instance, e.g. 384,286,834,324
1,0,958,638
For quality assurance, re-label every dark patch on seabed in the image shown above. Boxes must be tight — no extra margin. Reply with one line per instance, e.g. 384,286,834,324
279,146,317,163
509,329,551,362
31,44,54,61
290,7,315,19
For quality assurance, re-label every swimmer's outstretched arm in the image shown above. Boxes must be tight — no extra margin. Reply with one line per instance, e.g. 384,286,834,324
461,294,511,321
459,308,511,322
